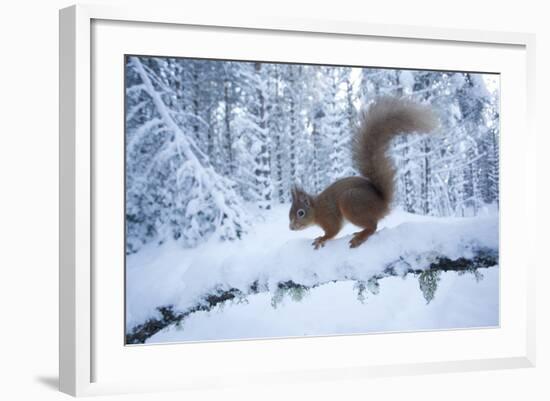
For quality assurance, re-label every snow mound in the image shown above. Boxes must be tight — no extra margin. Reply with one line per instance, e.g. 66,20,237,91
126,207,498,331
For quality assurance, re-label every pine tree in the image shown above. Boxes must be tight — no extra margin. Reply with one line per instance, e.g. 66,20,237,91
125,57,248,252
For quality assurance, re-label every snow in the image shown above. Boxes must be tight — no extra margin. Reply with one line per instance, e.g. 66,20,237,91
399,70,415,93
126,205,499,341
126,57,499,253
124,56,500,344
147,268,498,343
127,57,249,249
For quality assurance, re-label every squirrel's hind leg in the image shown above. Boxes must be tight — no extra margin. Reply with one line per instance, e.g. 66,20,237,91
349,225,377,248
339,188,380,248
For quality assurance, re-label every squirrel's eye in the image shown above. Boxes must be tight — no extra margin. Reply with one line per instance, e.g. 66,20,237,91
297,209,305,218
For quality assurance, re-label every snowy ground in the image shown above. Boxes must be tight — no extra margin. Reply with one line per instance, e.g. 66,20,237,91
126,205,499,344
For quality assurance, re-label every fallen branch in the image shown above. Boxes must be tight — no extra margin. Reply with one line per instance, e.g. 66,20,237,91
126,248,497,344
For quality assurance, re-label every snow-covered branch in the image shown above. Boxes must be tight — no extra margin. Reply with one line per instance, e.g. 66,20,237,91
127,56,250,248
127,248,496,344
126,214,498,343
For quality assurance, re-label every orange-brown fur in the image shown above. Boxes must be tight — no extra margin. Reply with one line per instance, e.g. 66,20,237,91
289,97,437,249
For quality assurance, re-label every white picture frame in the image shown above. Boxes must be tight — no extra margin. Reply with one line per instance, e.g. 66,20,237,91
59,3,536,397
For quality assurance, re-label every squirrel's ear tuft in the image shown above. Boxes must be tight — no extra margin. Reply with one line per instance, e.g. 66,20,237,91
291,184,300,201
291,184,312,206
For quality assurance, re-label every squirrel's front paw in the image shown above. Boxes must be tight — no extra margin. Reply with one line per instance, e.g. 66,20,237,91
312,237,326,250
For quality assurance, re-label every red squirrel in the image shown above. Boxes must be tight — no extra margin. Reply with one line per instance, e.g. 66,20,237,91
289,97,438,249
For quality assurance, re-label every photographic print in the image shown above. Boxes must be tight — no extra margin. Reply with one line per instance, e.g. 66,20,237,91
124,55,499,345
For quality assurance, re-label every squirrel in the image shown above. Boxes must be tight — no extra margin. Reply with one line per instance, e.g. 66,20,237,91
289,97,438,249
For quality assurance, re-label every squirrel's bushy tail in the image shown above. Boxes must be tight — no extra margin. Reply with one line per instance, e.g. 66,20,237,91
353,97,437,203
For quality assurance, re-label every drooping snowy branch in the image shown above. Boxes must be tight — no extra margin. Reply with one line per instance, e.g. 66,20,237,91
125,57,249,251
